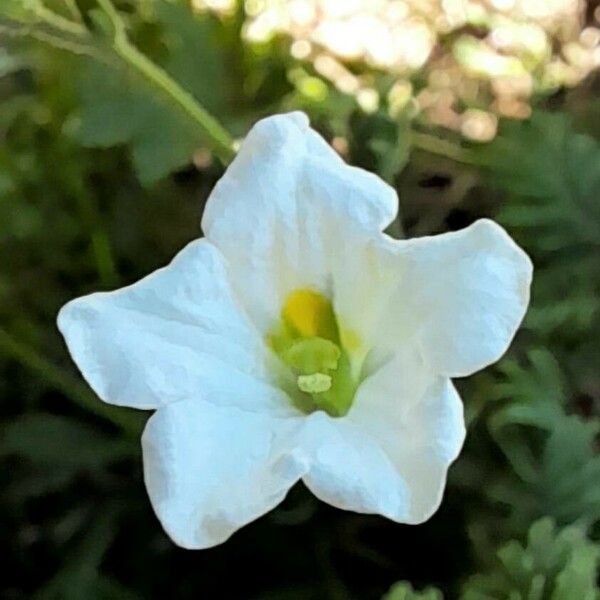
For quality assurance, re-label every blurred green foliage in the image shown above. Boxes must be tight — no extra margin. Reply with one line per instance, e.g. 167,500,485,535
1,1,599,599
462,518,600,600
383,582,443,600
74,2,231,184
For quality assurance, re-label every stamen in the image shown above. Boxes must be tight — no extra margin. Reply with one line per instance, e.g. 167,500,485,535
283,337,340,374
270,288,361,417
297,373,332,393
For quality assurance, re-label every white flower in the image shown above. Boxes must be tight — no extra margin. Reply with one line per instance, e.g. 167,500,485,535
57,112,532,549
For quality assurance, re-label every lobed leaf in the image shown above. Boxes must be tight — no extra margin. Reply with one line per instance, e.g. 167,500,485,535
461,518,600,600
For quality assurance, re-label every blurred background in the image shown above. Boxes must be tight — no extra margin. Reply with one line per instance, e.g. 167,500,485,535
1,1,600,598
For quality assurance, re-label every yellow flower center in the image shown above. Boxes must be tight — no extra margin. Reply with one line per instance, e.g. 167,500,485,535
282,288,337,339
269,288,361,417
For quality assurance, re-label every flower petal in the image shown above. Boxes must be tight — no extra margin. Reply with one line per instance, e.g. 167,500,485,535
57,240,291,413
201,112,398,332
142,399,307,549
301,410,411,521
323,219,531,380
399,219,532,377
347,348,466,523
301,347,465,523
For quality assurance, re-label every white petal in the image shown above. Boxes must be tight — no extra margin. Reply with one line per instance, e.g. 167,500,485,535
301,347,464,523
347,348,466,523
201,112,398,331
142,399,308,549
301,410,411,521
57,240,291,413
398,219,532,377
327,219,532,379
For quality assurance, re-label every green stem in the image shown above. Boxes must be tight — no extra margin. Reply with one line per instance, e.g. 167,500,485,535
63,0,84,23
96,0,236,164
29,0,87,36
10,0,236,162
77,192,119,287
0,21,106,60
64,160,119,287
90,228,119,286
411,131,479,165
0,327,142,438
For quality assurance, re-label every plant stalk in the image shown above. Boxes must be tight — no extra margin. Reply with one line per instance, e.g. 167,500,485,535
96,0,236,163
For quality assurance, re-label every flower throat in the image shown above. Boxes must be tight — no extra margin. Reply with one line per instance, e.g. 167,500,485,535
268,289,358,417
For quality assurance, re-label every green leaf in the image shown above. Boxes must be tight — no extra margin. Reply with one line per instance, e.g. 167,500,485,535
154,2,227,116
487,353,600,528
351,111,411,183
478,111,600,338
524,259,599,336
461,519,600,600
35,506,120,600
0,0,33,20
368,117,411,183
0,47,24,78
74,58,200,185
382,581,444,600
73,5,228,185
0,412,132,470
490,349,565,431
492,417,600,528
480,112,600,240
